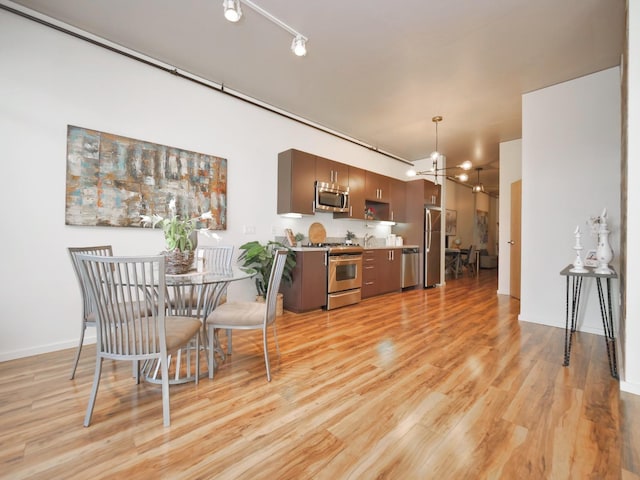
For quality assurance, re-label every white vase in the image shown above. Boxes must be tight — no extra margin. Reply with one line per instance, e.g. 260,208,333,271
595,226,614,274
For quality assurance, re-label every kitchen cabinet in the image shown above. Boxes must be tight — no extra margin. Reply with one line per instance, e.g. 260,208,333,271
361,248,402,299
389,177,406,223
361,249,378,298
365,171,390,203
316,155,349,186
334,166,366,220
424,180,441,206
280,250,327,312
277,149,316,215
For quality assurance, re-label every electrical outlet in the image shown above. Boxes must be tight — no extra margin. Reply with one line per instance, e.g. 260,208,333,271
243,225,256,235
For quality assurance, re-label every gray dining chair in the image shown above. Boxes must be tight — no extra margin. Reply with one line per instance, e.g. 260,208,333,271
197,245,234,273
67,245,113,379
197,245,235,352
461,244,477,276
78,253,202,427
206,249,287,381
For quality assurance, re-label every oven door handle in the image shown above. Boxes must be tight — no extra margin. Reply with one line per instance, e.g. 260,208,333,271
329,255,362,265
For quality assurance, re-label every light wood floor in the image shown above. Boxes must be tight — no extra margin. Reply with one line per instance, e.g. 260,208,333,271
1,269,639,479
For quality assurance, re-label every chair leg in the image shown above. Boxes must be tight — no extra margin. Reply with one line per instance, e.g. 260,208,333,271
161,355,170,427
226,329,233,355
70,323,87,380
208,325,215,379
263,327,271,382
194,333,200,385
84,357,103,427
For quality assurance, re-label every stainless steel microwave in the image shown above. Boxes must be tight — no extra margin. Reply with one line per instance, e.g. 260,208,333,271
315,181,350,213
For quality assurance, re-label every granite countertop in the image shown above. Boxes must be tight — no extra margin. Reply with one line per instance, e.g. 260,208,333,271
363,244,420,250
291,244,420,252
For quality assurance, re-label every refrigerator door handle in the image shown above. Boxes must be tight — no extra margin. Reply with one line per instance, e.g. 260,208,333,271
426,209,432,252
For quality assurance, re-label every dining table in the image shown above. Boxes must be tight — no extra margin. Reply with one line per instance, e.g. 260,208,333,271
445,248,462,278
142,265,256,385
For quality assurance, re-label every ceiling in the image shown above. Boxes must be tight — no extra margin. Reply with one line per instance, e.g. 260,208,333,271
4,0,626,195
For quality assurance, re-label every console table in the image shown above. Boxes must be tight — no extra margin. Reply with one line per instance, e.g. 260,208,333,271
559,265,618,379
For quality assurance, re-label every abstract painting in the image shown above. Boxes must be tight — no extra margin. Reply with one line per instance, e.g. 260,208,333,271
476,210,488,245
445,209,457,236
65,126,227,229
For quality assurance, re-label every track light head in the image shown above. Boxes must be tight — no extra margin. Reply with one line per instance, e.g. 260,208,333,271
223,0,242,22
291,35,307,56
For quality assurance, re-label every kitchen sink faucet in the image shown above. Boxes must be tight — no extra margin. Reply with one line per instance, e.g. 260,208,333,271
363,233,374,247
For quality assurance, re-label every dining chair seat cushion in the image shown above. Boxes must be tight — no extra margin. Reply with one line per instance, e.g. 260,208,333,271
207,302,266,328
164,316,202,351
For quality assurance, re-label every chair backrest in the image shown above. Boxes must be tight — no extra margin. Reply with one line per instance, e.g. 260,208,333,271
68,246,113,321
77,254,167,358
467,245,476,265
264,249,288,326
197,245,234,273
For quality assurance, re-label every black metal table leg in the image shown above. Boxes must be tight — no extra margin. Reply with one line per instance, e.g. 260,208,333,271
596,277,618,379
563,274,582,367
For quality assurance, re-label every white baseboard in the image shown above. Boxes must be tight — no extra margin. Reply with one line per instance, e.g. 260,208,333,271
0,336,96,363
518,314,605,336
620,380,640,396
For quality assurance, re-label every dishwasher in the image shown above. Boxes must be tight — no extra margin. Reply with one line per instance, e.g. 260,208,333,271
401,247,419,288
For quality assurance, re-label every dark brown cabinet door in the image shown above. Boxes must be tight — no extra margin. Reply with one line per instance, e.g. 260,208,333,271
365,171,390,202
424,180,441,206
389,178,406,223
316,155,349,186
334,166,366,220
278,149,316,215
280,250,327,312
376,249,402,294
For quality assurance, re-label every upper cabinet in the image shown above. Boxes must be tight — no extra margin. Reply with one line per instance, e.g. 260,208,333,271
316,155,349,186
389,178,406,223
277,148,411,221
424,181,441,206
334,166,366,220
277,149,316,215
365,171,390,203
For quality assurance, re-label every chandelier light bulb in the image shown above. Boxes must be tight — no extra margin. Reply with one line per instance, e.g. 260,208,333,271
458,173,469,182
459,160,472,170
406,168,417,177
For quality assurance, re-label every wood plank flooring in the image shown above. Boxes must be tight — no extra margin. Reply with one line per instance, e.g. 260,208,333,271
1,269,638,479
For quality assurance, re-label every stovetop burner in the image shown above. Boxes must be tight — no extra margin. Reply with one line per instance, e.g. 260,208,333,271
302,242,363,255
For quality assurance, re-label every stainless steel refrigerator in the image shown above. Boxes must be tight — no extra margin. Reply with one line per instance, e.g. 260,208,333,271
424,206,442,287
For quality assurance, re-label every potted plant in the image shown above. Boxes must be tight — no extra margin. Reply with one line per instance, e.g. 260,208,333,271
294,232,305,246
141,198,213,274
345,230,356,244
238,240,296,300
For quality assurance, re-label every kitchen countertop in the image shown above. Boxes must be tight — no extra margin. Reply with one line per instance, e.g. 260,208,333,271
291,244,420,252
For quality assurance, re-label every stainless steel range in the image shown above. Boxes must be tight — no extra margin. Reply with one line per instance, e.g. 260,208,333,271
323,244,363,310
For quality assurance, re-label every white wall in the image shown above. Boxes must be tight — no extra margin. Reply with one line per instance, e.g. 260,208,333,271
623,0,640,394
0,8,408,360
498,139,522,295
520,68,621,336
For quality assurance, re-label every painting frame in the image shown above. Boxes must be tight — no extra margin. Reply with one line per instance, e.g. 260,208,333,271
65,125,227,229
445,209,457,236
